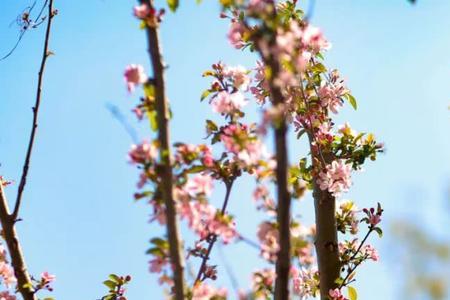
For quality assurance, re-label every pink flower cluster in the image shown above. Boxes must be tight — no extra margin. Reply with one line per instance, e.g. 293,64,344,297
0,245,15,288
257,222,279,262
0,291,15,300
192,283,227,300
291,267,319,298
124,64,147,93
227,22,246,49
211,91,247,115
220,124,267,166
329,288,347,300
129,141,158,164
318,71,348,114
317,159,352,197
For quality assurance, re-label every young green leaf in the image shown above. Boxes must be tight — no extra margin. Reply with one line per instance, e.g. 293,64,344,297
167,0,179,12
348,286,358,300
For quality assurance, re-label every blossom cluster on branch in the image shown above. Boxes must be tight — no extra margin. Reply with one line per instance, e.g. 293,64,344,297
124,0,385,299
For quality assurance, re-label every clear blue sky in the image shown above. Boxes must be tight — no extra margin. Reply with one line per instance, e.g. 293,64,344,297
0,1,449,299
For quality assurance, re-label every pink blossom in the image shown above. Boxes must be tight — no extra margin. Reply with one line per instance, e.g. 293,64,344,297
211,91,247,114
362,244,379,261
329,288,346,300
0,263,16,288
315,122,334,144
227,22,245,49
192,283,227,300
224,66,250,90
318,71,349,114
317,159,352,197
129,141,157,164
133,4,151,19
124,64,147,92
302,25,331,52
292,267,319,298
369,214,381,226
149,257,168,273
0,291,16,300
132,107,144,120
257,222,279,262
41,271,56,283
185,174,213,196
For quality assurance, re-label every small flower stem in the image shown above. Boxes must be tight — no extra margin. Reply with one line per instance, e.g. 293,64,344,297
194,179,234,284
139,0,185,298
339,228,373,288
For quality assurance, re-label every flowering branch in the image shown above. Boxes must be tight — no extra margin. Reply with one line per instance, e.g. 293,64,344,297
12,0,56,221
194,179,235,283
138,0,185,298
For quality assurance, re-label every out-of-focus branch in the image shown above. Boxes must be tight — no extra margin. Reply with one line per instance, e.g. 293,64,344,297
12,0,56,220
139,0,185,298
251,20,292,300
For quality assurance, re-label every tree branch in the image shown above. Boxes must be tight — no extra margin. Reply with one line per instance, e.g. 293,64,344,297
0,186,36,300
139,1,185,298
194,179,234,283
253,31,292,300
12,0,56,220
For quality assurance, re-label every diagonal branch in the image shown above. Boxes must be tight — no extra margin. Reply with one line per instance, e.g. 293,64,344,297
194,179,234,283
139,1,185,298
0,186,36,300
12,0,56,220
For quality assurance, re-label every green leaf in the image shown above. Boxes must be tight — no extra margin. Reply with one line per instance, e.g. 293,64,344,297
346,94,358,110
348,286,358,300
147,110,158,131
200,89,211,101
296,129,306,140
108,274,120,283
311,63,327,74
103,280,116,290
374,227,383,238
187,165,207,174
144,83,155,99
167,0,179,12
206,119,218,132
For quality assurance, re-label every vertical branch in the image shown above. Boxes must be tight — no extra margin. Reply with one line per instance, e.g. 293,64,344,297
12,0,56,220
253,36,291,300
139,0,185,298
0,186,35,300
310,150,340,299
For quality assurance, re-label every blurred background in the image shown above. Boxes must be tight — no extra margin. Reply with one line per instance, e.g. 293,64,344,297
0,0,449,299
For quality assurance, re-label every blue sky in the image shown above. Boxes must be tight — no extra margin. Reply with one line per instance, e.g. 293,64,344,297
0,0,449,299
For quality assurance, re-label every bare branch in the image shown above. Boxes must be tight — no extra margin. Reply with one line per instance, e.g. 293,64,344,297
12,0,56,220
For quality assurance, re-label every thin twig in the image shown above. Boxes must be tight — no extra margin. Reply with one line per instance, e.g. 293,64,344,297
339,228,373,288
12,0,56,220
139,1,185,298
195,179,234,283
